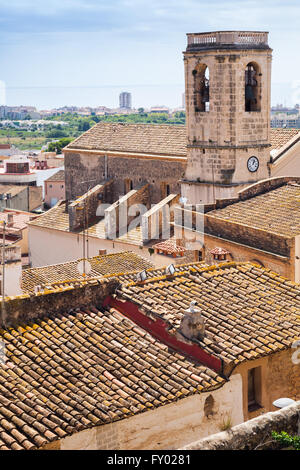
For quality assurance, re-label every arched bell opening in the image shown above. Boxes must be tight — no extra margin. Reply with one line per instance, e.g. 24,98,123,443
193,64,210,112
245,62,261,112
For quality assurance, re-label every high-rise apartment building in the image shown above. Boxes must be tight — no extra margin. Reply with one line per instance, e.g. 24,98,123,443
119,92,132,109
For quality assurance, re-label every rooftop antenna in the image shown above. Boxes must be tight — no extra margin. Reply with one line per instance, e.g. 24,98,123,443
77,178,97,276
1,221,6,325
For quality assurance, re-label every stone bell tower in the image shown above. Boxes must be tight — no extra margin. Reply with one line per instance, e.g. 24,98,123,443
181,31,272,204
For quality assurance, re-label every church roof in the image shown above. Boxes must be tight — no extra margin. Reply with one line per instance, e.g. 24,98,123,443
64,122,187,158
64,122,299,159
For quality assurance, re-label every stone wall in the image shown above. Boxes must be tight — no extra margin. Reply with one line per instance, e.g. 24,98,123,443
68,180,114,231
181,401,300,450
64,151,186,205
0,278,118,328
204,213,292,257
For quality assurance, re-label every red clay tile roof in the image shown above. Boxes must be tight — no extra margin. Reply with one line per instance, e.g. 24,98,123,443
45,170,65,183
270,128,300,151
207,182,300,237
153,237,187,255
117,261,300,367
0,304,224,450
209,247,230,255
64,123,298,157
65,122,187,157
21,251,154,294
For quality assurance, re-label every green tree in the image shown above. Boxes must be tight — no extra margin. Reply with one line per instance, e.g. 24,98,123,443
47,137,73,154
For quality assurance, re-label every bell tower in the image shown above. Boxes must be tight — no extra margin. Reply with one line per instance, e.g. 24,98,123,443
181,31,272,204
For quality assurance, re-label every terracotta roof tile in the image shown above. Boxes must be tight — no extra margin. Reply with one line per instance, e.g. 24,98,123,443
65,122,187,157
270,128,300,151
0,305,225,449
207,182,300,237
116,261,300,366
21,251,154,294
29,201,144,245
45,170,65,183
64,123,297,157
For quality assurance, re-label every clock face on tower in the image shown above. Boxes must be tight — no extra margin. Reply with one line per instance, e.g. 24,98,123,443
247,156,259,172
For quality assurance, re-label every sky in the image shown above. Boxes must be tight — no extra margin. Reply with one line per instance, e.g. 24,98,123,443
0,0,300,110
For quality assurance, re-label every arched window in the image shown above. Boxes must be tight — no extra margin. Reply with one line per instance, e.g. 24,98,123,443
193,64,209,112
245,62,261,112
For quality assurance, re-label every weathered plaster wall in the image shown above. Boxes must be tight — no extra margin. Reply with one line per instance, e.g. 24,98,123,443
181,401,300,450
233,348,300,423
57,373,243,450
28,224,156,268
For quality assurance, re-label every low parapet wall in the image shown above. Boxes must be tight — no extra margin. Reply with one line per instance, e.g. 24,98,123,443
142,194,179,242
105,184,149,239
181,401,300,450
69,180,114,231
0,277,119,328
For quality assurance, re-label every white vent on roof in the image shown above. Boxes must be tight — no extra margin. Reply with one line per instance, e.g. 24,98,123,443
165,264,176,276
136,270,147,282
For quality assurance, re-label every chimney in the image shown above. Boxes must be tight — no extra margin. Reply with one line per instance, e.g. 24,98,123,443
209,247,230,263
7,213,14,227
179,301,206,341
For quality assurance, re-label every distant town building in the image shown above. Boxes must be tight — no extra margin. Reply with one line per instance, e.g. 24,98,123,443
44,170,65,208
150,106,170,114
119,92,132,110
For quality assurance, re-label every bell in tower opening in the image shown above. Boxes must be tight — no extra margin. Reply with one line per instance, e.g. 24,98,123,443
245,63,261,112
193,64,209,112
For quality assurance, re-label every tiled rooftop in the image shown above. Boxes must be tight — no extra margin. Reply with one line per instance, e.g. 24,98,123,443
0,185,26,198
64,123,298,157
153,237,187,255
270,128,300,151
0,304,224,450
29,201,69,232
207,182,300,237
117,261,300,367
21,252,154,294
65,122,187,157
0,210,37,231
45,170,65,183
29,201,144,246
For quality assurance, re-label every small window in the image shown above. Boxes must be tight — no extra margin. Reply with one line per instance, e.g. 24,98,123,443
248,367,262,412
61,185,64,189
49,184,52,188
166,184,170,196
